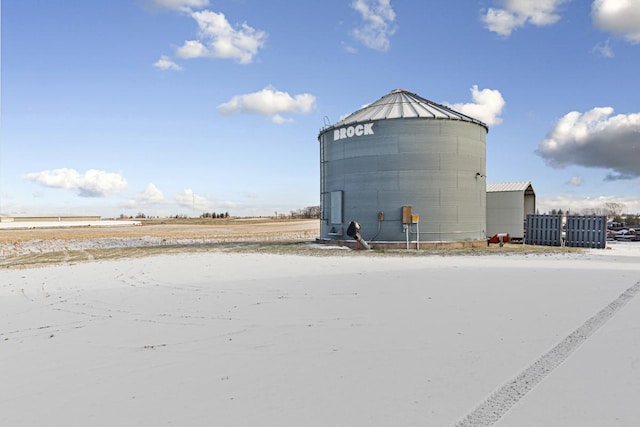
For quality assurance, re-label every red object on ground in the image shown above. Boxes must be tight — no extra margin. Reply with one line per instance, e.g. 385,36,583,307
488,233,510,244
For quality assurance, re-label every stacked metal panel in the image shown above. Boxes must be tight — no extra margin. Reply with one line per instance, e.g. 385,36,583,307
565,216,607,249
525,214,563,246
525,215,607,249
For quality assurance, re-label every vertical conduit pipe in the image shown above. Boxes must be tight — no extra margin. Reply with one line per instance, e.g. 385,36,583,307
405,225,409,250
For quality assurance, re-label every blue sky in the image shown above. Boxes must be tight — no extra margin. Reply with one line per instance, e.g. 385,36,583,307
1,0,639,218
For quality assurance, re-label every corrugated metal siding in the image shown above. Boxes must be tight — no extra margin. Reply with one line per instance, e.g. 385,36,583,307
319,115,487,242
486,181,536,239
486,191,526,239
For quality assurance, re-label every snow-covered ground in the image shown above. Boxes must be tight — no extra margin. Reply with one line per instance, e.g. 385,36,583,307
1,242,639,426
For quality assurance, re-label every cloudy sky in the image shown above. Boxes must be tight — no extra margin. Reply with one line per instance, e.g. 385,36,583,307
1,0,639,218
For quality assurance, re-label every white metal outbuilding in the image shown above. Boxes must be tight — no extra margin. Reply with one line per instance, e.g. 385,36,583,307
486,181,536,240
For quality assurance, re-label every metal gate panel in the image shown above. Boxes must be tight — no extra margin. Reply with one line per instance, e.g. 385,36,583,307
565,215,607,249
525,214,562,246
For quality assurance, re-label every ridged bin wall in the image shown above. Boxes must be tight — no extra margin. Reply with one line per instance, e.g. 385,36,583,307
318,116,487,242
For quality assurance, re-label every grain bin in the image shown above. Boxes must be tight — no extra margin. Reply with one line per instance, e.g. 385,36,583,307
317,89,488,245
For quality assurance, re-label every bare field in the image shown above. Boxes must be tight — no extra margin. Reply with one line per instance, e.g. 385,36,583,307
0,218,320,242
0,218,322,268
0,217,592,270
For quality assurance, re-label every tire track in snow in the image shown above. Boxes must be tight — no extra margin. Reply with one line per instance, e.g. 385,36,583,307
454,280,640,427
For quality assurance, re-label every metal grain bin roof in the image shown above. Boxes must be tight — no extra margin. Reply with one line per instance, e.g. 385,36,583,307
331,89,488,131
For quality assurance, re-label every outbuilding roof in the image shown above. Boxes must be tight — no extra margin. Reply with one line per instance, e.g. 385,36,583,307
486,181,534,193
331,89,489,131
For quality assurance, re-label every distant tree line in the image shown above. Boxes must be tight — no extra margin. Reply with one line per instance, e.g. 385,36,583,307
289,206,320,219
119,206,321,221
118,212,230,219
540,202,639,226
200,212,230,219
119,213,160,219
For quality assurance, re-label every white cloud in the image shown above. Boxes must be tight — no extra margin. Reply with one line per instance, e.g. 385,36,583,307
592,0,640,44
175,10,267,64
217,86,316,123
341,42,358,54
120,183,166,210
568,176,583,186
24,168,127,198
148,0,209,12
140,183,165,203
592,39,615,58
482,0,570,37
134,183,165,205
271,114,294,124
537,107,640,178
153,55,183,71
446,85,506,126
351,0,397,51
175,40,207,59
175,189,213,211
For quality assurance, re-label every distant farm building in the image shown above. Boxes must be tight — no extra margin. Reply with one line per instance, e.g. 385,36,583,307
0,215,101,223
0,216,141,230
